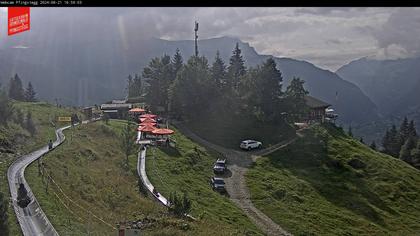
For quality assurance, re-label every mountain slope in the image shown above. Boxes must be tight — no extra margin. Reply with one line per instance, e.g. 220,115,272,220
246,123,420,235
0,8,378,123
336,57,420,117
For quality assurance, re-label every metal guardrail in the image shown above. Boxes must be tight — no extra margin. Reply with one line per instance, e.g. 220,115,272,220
7,118,100,236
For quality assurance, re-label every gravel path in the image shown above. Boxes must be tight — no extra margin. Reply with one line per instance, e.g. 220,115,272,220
172,121,295,236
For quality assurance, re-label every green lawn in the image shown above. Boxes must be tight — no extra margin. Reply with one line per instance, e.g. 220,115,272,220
246,123,420,235
26,120,260,235
144,126,263,235
0,101,80,236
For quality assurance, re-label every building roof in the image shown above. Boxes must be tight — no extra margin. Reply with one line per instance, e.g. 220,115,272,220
100,103,132,110
305,95,331,109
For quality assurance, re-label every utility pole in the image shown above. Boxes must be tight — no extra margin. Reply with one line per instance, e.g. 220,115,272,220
194,21,199,57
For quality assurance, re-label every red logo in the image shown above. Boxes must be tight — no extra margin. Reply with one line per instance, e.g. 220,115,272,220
8,7,30,36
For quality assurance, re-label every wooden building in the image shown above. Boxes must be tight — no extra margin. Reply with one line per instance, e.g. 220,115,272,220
100,101,132,119
304,95,332,123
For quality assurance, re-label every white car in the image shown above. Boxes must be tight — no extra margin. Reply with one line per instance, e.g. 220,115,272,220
240,140,262,150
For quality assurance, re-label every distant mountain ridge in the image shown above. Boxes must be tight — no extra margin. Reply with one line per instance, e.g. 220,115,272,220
337,57,420,122
0,35,378,124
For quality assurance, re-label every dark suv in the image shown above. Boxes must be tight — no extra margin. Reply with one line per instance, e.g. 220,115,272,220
210,177,226,193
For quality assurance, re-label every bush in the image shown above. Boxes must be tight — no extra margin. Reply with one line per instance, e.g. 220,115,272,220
168,191,192,217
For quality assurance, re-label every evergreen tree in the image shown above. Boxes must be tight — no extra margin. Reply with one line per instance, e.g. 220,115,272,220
382,129,391,154
24,82,37,102
132,74,143,97
227,43,246,89
126,74,134,98
360,137,365,144
211,51,227,87
25,111,36,136
143,55,173,112
370,141,377,150
0,91,14,125
247,58,284,121
285,77,309,121
172,48,184,77
120,119,136,170
408,120,417,138
169,56,213,118
347,126,353,137
400,135,417,162
0,192,9,236
385,125,401,157
399,117,410,144
8,74,25,101
168,191,192,217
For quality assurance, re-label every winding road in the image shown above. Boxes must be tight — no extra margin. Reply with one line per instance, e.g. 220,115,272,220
173,121,298,236
7,120,92,236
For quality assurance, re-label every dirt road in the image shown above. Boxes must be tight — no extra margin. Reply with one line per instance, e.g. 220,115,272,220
173,122,295,236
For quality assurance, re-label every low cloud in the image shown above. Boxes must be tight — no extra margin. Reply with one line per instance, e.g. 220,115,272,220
2,7,419,71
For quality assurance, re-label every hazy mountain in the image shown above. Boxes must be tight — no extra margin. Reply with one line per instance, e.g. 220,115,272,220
337,57,420,118
0,9,378,124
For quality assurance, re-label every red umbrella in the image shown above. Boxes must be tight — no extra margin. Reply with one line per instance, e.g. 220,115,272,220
139,122,156,127
129,108,145,113
139,117,157,123
151,128,174,135
140,114,157,119
138,125,156,132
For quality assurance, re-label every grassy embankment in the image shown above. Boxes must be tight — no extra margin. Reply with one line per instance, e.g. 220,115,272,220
185,112,295,149
26,120,261,235
246,123,420,235
0,101,79,236
145,126,263,235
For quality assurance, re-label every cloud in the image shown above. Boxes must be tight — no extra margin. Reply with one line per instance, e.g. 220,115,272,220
2,7,417,71
367,8,420,59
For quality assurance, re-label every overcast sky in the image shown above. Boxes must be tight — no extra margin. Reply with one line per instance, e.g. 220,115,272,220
1,7,420,71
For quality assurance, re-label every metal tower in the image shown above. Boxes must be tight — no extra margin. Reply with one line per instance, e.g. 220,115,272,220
194,21,199,57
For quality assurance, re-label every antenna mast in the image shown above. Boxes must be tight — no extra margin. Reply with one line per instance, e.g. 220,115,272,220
194,21,199,57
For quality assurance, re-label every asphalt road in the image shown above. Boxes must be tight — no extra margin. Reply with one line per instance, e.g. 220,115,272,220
7,120,93,236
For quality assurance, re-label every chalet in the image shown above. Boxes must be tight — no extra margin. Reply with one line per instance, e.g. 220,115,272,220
304,95,337,123
100,100,132,119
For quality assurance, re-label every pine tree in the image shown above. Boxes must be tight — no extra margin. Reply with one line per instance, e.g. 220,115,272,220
25,111,36,136
399,117,410,144
24,82,37,102
387,125,401,157
370,141,377,150
0,192,9,236
285,77,308,121
211,51,227,87
348,126,353,137
8,74,25,101
120,119,136,170
143,55,173,112
408,120,417,138
172,48,183,77
227,43,246,89
400,135,417,163
0,91,14,125
126,74,134,98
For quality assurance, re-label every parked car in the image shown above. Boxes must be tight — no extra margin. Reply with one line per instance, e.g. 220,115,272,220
213,159,227,174
210,177,226,193
240,140,262,150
